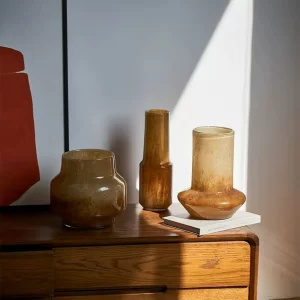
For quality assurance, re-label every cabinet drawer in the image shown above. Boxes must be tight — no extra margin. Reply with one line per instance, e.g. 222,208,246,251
55,288,248,300
0,250,53,298
54,242,250,290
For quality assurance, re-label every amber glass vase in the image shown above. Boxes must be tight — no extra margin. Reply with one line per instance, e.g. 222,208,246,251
139,109,172,211
51,149,127,228
178,126,245,219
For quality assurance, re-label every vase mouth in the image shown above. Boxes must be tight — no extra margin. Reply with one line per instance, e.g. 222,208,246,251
193,126,234,138
62,149,114,161
145,109,169,115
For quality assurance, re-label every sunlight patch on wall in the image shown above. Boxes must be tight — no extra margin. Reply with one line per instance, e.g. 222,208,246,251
170,0,253,205
136,0,253,209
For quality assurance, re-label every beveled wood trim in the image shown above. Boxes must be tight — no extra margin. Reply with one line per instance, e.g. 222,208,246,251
249,245,259,300
0,204,50,212
54,287,249,300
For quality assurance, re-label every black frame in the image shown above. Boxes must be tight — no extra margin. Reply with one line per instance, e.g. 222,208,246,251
62,0,69,152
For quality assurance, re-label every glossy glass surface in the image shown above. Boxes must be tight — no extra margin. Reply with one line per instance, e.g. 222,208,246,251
178,127,245,220
51,149,127,228
139,110,172,211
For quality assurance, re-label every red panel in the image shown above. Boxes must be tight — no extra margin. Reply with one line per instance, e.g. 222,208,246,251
0,47,24,74
0,49,40,206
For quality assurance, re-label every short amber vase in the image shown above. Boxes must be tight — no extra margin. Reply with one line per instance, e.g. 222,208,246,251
178,126,245,220
51,149,127,228
139,109,172,211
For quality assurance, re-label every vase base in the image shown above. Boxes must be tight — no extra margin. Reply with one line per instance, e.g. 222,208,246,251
177,188,246,220
62,218,114,229
143,207,169,212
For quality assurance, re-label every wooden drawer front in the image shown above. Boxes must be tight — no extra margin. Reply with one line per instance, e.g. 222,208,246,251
0,250,53,298
54,242,250,290
55,288,248,299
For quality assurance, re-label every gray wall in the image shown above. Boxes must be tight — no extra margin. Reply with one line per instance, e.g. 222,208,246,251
67,0,255,203
248,0,300,298
297,0,300,296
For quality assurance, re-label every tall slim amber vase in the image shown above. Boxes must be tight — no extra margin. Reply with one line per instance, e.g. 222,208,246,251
139,109,172,211
178,126,245,219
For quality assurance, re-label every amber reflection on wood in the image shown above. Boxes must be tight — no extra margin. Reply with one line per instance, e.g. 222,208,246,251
0,46,40,206
139,110,172,211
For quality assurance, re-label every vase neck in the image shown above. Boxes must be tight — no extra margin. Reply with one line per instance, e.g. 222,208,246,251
60,150,116,177
191,127,234,192
143,109,170,164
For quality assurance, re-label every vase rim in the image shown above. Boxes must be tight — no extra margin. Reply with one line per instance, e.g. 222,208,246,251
145,109,169,114
62,149,114,161
193,126,234,138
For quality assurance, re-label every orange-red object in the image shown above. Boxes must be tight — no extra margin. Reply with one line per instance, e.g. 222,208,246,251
0,46,40,206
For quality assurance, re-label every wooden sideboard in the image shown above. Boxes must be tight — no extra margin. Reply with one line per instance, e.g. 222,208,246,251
0,204,259,300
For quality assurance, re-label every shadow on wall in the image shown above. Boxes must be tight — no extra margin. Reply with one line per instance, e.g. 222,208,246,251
67,4,230,297
68,0,230,202
247,0,300,298
108,117,136,199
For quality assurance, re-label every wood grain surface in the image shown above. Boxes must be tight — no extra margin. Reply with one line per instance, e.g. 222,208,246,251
0,250,53,298
54,288,248,300
54,242,250,290
0,204,259,249
249,245,259,300
0,204,259,300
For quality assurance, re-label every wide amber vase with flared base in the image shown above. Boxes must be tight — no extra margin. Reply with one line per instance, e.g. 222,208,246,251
139,109,172,211
51,149,127,229
178,126,245,220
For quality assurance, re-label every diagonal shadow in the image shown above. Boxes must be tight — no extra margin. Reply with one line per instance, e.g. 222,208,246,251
84,1,230,299
67,0,230,203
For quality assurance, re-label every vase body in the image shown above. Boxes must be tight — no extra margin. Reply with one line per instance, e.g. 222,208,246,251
139,109,172,211
51,149,127,228
178,127,245,220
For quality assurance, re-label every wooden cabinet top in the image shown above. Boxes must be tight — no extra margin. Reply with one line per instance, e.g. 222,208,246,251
0,204,258,249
